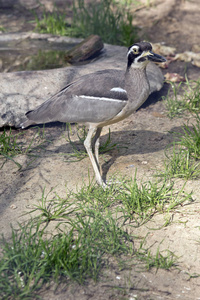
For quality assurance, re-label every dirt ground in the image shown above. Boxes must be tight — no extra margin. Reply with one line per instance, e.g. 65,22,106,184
1,0,200,299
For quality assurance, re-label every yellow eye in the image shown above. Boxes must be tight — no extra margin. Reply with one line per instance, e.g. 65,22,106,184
132,47,139,54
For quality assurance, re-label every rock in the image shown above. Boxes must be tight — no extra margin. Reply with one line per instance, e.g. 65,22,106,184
0,37,164,128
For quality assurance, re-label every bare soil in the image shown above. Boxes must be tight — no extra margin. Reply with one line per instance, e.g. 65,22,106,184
1,0,200,299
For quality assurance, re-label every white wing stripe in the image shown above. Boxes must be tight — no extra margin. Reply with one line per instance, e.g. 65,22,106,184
110,87,127,94
78,95,127,102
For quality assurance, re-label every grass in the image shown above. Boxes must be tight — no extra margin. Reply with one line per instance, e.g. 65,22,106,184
158,114,200,179
0,187,132,299
118,174,192,225
21,50,67,71
34,0,138,46
160,77,200,179
33,9,67,36
0,26,6,32
64,124,122,162
136,239,178,271
177,115,200,160
160,147,200,180
2,74,200,297
0,174,190,299
164,78,200,119
0,126,52,169
0,124,120,170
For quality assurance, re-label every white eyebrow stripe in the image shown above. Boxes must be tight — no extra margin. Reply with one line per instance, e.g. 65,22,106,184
77,95,127,102
110,87,127,94
127,45,139,57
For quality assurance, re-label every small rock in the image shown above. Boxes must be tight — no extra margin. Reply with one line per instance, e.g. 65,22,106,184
152,111,165,118
10,204,17,209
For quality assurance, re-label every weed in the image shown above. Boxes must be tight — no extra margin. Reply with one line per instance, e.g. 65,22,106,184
64,124,120,162
161,147,200,180
0,173,191,298
164,81,187,119
0,26,6,32
0,126,52,169
119,174,192,225
22,50,67,71
34,0,138,46
177,115,200,160
34,9,67,35
0,129,23,168
164,78,200,118
137,246,177,271
0,186,133,298
184,78,200,112
156,114,200,180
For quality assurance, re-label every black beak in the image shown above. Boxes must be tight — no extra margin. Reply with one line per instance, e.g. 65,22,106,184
148,51,166,63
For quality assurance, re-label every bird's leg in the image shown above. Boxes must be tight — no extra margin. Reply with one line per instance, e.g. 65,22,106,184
84,126,106,187
93,127,102,170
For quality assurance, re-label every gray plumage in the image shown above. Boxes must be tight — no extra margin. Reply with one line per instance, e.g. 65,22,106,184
20,42,166,187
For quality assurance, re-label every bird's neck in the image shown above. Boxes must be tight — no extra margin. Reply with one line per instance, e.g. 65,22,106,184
124,64,150,112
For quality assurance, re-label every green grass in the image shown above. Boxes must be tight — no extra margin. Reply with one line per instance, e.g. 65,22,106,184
0,26,6,32
0,127,52,169
177,115,200,160
0,124,120,169
118,174,192,225
34,0,138,46
164,78,200,119
34,9,67,36
64,124,122,162
0,128,23,167
136,238,178,271
21,50,67,71
160,147,200,180
0,174,190,299
0,186,132,299
158,115,200,179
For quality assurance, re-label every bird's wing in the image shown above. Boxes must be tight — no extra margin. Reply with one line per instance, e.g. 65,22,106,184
25,69,128,125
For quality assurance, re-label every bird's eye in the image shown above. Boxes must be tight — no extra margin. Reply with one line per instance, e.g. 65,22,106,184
132,47,139,54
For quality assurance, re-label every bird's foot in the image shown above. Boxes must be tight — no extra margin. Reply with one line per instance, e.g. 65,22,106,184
99,178,123,190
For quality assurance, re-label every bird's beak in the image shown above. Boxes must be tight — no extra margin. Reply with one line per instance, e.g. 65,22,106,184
146,51,166,63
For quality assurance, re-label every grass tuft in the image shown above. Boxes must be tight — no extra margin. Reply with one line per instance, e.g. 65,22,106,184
0,174,191,298
64,124,121,162
0,126,52,169
119,175,192,225
164,78,200,119
0,128,24,168
161,147,200,180
21,50,67,71
34,0,138,46
157,115,200,180
177,115,200,160
136,245,178,271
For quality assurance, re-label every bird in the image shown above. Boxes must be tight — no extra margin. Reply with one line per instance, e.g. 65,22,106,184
20,41,166,188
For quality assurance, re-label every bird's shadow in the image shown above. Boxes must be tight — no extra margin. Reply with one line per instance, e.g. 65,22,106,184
52,124,183,182
98,128,177,181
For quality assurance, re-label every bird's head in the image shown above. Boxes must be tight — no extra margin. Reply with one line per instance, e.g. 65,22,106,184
127,41,166,69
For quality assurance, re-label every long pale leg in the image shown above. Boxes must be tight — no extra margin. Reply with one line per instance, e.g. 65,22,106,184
84,126,105,187
93,127,102,169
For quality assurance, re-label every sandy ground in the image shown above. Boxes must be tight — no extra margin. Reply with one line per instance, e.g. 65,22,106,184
1,0,200,299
